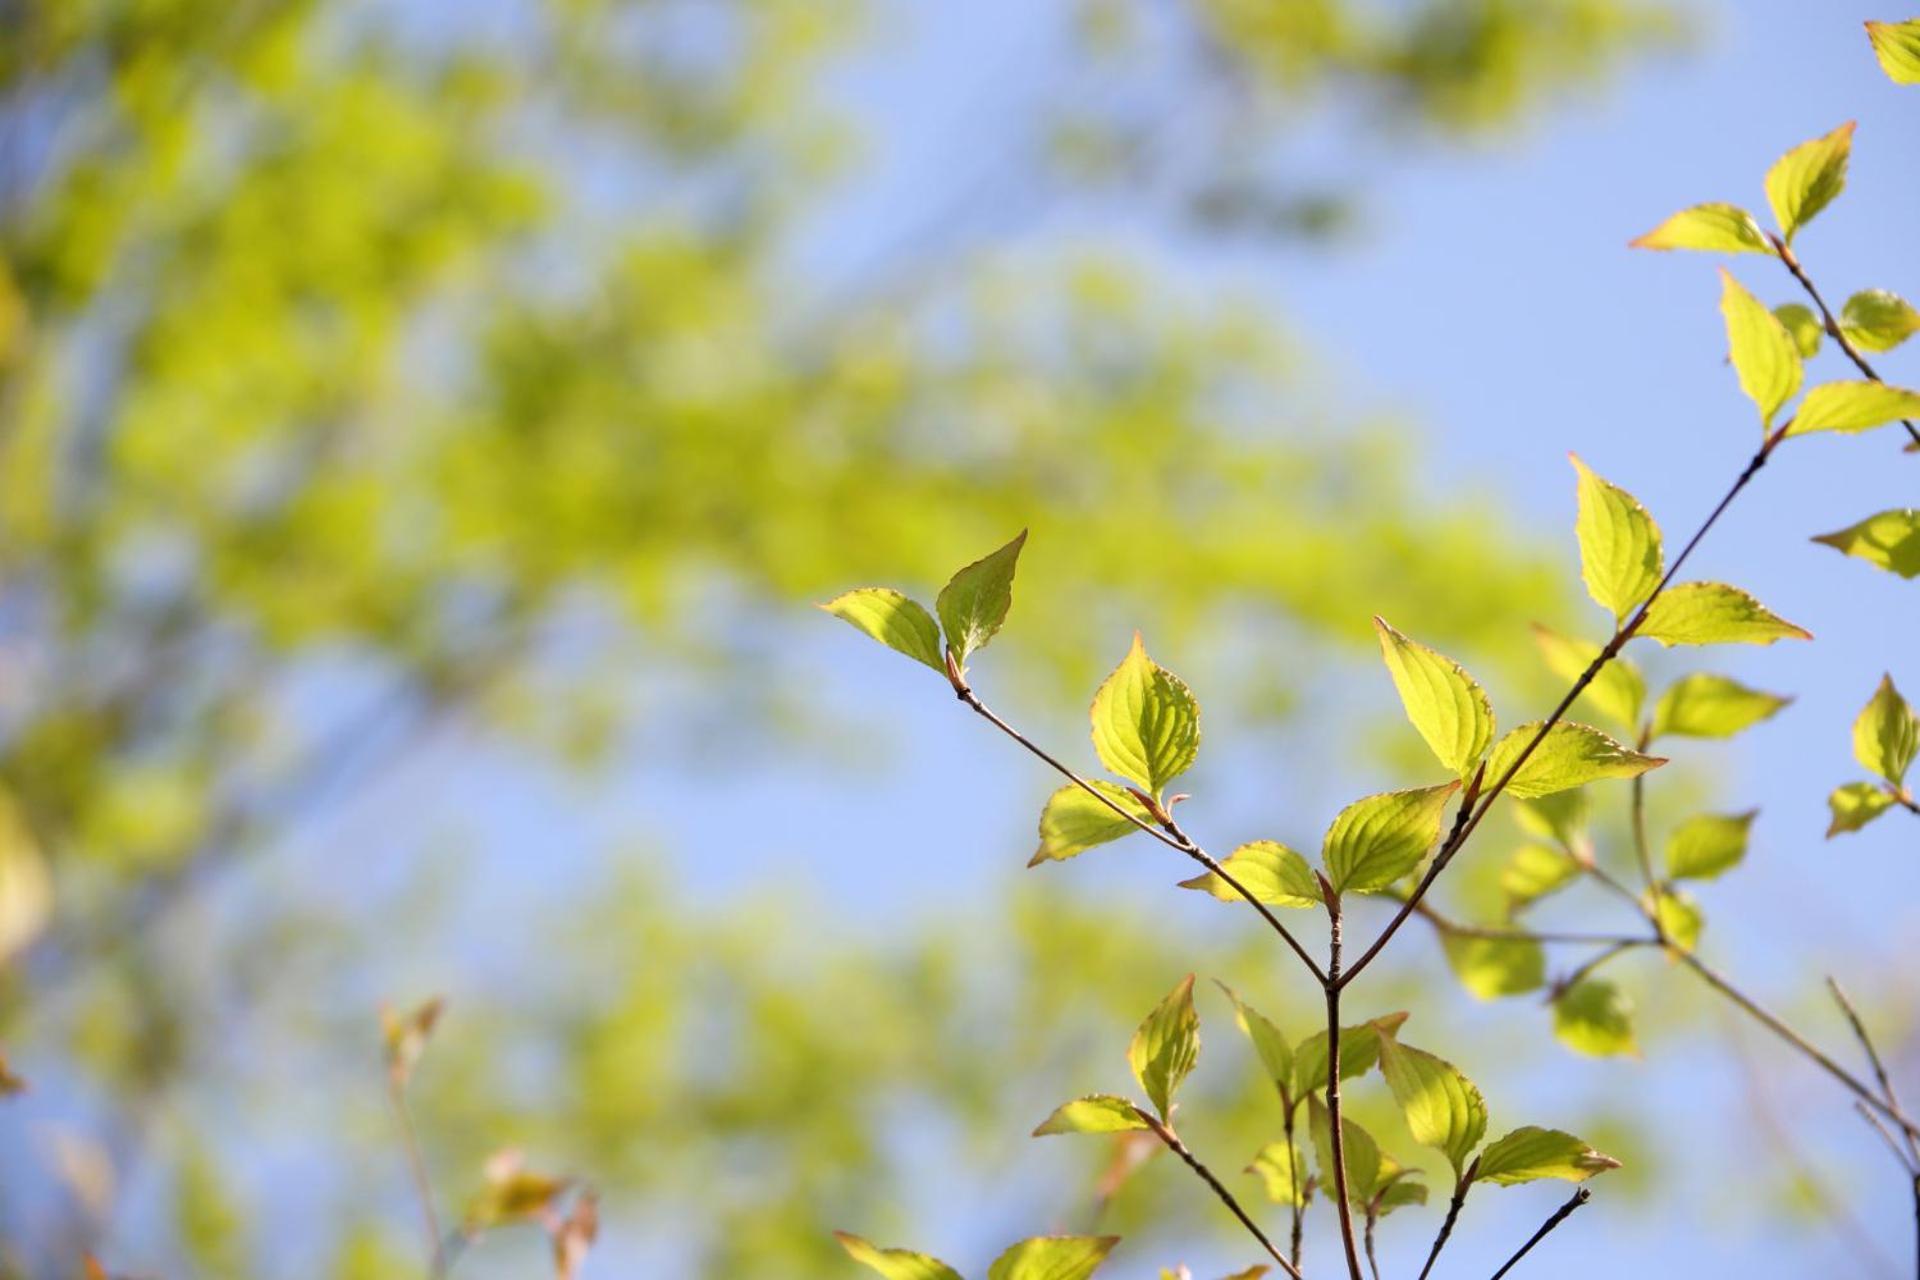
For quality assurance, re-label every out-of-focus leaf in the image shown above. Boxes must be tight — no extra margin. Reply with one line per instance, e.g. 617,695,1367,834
1247,1140,1309,1209
1033,1095,1151,1136
1827,783,1894,837
1501,843,1583,913
986,1236,1119,1280
1651,673,1791,739
1812,510,1920,578
1853,675,1918,785
1530,624,1645,731
1764,121,1853,243
1772,304,1822,358
1442,932,1546,999
1214,982,1292,1092
1867,21,1920,84
836,1232,965,1280
1840,290,1920,352
1665,811,1756,881
1553,980,1637,1057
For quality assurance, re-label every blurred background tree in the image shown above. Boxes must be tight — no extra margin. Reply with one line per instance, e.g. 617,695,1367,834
28,0,1896,1276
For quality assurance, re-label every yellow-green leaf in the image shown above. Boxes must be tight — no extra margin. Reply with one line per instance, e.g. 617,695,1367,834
1307,1095,1385,1205
1293,1013,1408,1099
1485,722,1665,800
1474,1127,1620,1186
1129,975,1200,1121
1635,582,1811,647
1501,843,1582,913
1322,784,1458,894
1247,1141,1309,1209
1813,509,1920,579
1666,811,1756,881
1032,1095,1150,1137
1442,932,1546,999
1853,675,1918,786
1553,979,1636,1057
1569,455,1663,622
1867,20,1920,84
1764,121,1853,243
1772,303,1823,359
1827,782,1895,838
1375,1175,1429,1215
1786,381,1920,436
1032,782,1152,866
987,1236,1120,1280
1720,269,1803,426
936,530,1027,668
1650,889,1704,950
1513,792,1589,850
1375,1033,1487,1176
1628,203,1774,255
1651,673,1791,739
822,588,945,673
1374,617,1495,777
1214,982,1292,1092
1179,841,1321,908
1089,633,1200,798
1840,290,1920,352
836,1233,964,1280
1530,624,1645,730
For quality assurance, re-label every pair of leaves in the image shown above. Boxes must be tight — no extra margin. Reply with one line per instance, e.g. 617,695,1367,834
1632,121,1851,255
837,1233,1117,1280
1719,272,1920,435
1829,676,1918,837
823,532,1028,676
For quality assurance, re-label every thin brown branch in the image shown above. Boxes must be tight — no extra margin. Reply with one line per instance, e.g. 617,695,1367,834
387,1080,445,1275
1487,1188,1592,1279
1283,1104,1306,1274
1321,884,1366,1280
1829,977,1919,1164
1129,1106,1305,1280
1771,236,1920,448
1408,898,1648,948
1364,1210,1381,1280
1418,1174,1471,1280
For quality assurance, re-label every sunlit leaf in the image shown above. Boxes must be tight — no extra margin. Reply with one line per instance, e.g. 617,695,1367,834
1442,932,1546,999
1501,843,1583,913
1214,982,1292,1093
1375,1033,1487,1175
1665,811,1756,881
1650,889,1703,951
1090,633,1200,798
1474,1127,1620,1186
1530,624,1645,730
1772,304,1822,359
1033,1095,1151,1136
1178,841,1321,908
1247,1141,1309,1209
1374,617,1495,777
1764,121,1853,243
1032,782,1152,866
1322,784,1458,894
1827,782,1895,837
1293,1014,1408,1099
1306,1095,1385,1204
1840,289,1920,352
987,1236,1119,1280
1513,792,1589,849
1570,455,1663,622
1129,975,1200,1121
1813,509,1920,578
1853,675,1918,786
1485,722,1665,799
1651,673,1791,739
1867,20,1920,84
1553,979,1637,1057
1635,582,1811,647
1719,269,1802,426
936,531,1027,669
821,588,946,673
1786,381,1920,436
1629,203,1774,255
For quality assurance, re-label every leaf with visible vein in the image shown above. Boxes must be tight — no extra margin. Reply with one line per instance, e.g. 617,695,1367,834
1484,722,1664,799
1374,617,1495,777
1629,203,1774,255
1179,841,1321,908
1635,582,1811,647
1764,121,1853,243
1719,269,1802,426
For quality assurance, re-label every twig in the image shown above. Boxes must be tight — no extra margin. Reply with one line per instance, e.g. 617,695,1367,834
1418,1174,1471,1280
1321,882,1366,1280
387,1081,445,1275
1830,978,1920,1279
1129,1106,1305,1280
1283,1104,1306,1274
1770,235,1920,448
1487,1188,1592,1279
1364,1209,1381,1280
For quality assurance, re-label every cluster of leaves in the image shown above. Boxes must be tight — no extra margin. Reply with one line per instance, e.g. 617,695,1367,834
1827,676,1920,837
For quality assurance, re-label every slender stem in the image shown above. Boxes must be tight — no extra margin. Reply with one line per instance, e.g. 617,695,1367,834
1342,435,1779,989
1364,1210,1381,1280
952,682,1327,983
387,1079,445,1276
1129,1106,1305,1280
1628,731,1668,941
1488,1188,1592,1279
1555,939,1645,995
1322,888,1366,1280
1283,1103,1306,1274
1829,977,1919,1163
1857,1103,1919,1175
1409,898,1648,947
1419,1174,1471,1280
1772,236,1920,448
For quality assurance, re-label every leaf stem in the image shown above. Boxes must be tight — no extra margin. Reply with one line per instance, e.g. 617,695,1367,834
1770,235,1920,448
1418,1174,1471,1280
1487,1188,1591,1279
387,1077,445,1276
1321,885,1366,1280
1129,1105,1306,1280
1283,1103,1306,1274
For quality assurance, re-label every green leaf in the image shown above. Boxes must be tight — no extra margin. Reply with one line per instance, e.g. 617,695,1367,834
1827,782,1895,838
1719,269,1803,426
1501,843,1583,913
1032,1095,1150,1137
1867,20,1920,84
1530,624,1645,730
822,589,945,673
1635,582,1811,647
1322,784,1459,895
1651,673,1791,740
1853,675,1918,786
1665,811,1756,881
1293,1013,1408,1099
1089,633,1200,798
1786,381,1920,436
987,1236,1120,1280
1650,889,1704,950
1772,304,1823,359
1375,1033,1487,1176
1129,975,1200,1121
1485,722,1665,800
1214,982,1292,1094
1474,1128,1621,1186
1373,617,1495,777
1247,1140,1309,1209
1569,455,1663,623
1179,840,1321,908
1629,203,1774,255
1813,509,1920,578
1442,932,1546,999
1375,1175,1429,1215
1840,290,1920,353
1764,121,1853,243
1553,979,1636,1057
935,531,1027,669
1307,1095,1384,1205
836,1232,964,1280
1032,782,1152,866
1513,791,1589,850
